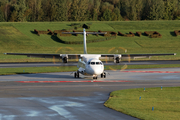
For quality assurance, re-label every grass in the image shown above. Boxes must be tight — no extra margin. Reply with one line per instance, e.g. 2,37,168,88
104,87,180,120
0,64,180,75
0,21,179,62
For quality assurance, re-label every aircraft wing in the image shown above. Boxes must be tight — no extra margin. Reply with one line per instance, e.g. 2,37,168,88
122,53,176,59
4,53,176,63
4,53,81,58
101,53,176,58
100,53,176,63
4,53,81,63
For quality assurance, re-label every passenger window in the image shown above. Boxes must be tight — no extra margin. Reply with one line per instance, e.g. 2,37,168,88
88,62,90,65
100,62,103,65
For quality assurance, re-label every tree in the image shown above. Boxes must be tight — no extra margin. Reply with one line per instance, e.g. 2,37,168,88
0,9,5,21
142,0,152,20
49,0,57,21
135,0,144,20
149,0,165,20
101,9,111,21
69,0,88,21
164,0,178,20
54,0,68,21
2,2,11,21
36,0,44,21
9,10,17,22
78,0,89,21
70,0,79,21
41,0,52,21
94,0,101,20
101,2,114,13
129,0,137,20
113,7,122,21
92,8,98,21
120,0,132,20
16,0,26,22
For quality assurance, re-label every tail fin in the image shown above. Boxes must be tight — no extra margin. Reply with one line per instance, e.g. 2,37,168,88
83,28,87,54
62,28,106,54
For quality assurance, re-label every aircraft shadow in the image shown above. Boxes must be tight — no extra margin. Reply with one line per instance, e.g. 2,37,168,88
51,35,66,44
170,31,176,36
30,30,37,35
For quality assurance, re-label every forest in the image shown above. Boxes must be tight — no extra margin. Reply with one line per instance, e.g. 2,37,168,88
0,0,180,22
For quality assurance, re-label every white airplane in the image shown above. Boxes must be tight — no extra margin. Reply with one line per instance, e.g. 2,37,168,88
5,29,176,79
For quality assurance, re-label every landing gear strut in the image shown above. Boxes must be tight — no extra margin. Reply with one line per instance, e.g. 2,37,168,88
62,57,68,63
101,72,106,78
74,71,80,78
114,57,121,63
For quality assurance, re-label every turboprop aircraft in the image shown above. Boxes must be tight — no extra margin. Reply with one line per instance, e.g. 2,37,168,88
5,29,176,79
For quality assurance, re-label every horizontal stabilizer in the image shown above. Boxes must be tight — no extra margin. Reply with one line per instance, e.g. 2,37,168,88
62,32,107,34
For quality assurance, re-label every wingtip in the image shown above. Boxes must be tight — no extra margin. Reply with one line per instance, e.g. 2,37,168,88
174,53,177,55
4,53,7,55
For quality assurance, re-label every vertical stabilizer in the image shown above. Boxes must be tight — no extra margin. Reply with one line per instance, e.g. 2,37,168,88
83,28,87,54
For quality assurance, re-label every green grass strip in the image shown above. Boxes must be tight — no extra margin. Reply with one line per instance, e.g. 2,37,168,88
0,64,179,75
104,87,180,120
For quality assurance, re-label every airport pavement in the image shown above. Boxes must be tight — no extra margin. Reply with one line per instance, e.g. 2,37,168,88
0,68,179,119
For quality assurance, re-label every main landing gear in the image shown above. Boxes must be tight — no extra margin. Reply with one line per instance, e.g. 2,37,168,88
101,72,106,78
74,71,79,78
93,72,106,79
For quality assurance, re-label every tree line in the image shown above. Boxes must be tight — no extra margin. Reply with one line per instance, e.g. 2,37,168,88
0,0,180,22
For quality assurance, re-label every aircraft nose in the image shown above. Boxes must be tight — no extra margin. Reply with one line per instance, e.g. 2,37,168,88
91,67,103,75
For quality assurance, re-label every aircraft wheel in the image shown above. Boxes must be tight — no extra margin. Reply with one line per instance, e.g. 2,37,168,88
101,74,103,78
74,72,77,78
77,71,79,78
104,73,106,78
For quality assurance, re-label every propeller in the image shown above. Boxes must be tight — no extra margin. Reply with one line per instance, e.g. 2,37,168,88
53,47,79,64
105,47,130,72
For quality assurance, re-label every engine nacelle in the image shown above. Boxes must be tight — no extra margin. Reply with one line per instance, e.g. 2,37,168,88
114,55,122,63
62,57,68,63
62,55,68,63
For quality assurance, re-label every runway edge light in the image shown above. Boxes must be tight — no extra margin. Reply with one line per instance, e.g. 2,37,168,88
144,87,145,91
161,86,162,90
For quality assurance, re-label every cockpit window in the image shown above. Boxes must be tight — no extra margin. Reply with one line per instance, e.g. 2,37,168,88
96,62,100,65
89,61,103,65
91,62,95,65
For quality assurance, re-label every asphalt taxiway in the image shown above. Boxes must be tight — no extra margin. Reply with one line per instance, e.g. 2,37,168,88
0,68,180,120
